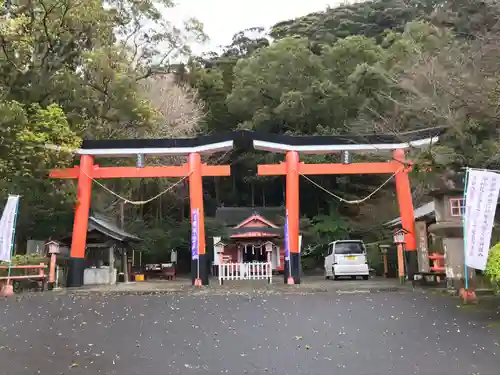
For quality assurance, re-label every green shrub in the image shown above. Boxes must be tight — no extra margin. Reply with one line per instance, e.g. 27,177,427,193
0,254,47,266
0,254,48,277
301,255,319,271
485,242,500,292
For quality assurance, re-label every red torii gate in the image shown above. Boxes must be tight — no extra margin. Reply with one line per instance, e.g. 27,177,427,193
253,132,440,284
50,130,440,287
50,136,234,287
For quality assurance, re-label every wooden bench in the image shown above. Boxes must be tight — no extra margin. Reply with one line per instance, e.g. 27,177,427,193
144,263,176,280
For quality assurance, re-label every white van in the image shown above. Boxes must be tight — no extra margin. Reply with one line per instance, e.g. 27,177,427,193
324,240,369,280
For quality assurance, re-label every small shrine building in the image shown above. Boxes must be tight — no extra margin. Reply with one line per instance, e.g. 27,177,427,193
212,207,301,273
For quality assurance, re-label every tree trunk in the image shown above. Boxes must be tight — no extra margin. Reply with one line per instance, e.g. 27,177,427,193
214,176,220,205
139,181,144,217
251,181,255,207
181,180,187,219
120,201,125,229
232,173,237,204
159,195,163,222
282,181,286,205
119,203,129,283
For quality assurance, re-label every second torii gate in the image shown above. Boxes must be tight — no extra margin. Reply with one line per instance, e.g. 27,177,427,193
253,130,440,284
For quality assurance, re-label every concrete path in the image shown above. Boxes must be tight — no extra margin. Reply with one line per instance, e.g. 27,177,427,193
1,282,499,375
58,276,407,295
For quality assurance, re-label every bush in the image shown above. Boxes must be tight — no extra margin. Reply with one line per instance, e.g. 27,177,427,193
0,254,48,277
0,254,47,267
485,243,500,292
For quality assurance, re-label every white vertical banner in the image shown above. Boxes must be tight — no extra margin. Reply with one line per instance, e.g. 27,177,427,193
464,170,500,270
212,236,221,266
0,195,20,262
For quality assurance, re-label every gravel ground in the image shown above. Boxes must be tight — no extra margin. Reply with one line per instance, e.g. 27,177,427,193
1,290,499,375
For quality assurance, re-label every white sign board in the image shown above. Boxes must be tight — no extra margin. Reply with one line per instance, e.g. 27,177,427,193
464,170,500,270
212,236,221,265
0,195,20,262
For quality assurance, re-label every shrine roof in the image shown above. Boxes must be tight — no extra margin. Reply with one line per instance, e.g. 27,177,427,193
215,207,285,227
88,214,141,242
384,201,435,228
58,213,141,244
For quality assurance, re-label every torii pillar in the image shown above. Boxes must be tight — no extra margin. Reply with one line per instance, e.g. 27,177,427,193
285,151,301,284
393,149,418,278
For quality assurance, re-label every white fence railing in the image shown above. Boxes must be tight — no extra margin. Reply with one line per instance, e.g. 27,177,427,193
218,262,272,284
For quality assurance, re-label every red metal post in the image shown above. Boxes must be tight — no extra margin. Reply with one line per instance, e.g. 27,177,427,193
397,244,405,283
49,253,57,284
188,153,208,285
68,155,94,287
393,149,418,279
383,254,388,277
285,151,301,284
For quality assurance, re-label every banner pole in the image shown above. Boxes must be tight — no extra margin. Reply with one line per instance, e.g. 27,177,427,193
285,210,293,284
6,195,20,284
462,169,470,290
197,249,200,281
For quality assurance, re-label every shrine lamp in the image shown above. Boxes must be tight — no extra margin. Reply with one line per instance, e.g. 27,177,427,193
378,244,390,255
47,241,60,255
393,228,409,245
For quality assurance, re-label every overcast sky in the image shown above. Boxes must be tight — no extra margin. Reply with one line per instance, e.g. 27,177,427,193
167,0,349,54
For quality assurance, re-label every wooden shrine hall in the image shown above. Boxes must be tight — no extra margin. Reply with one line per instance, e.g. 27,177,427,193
49,129,443,287
212,207,296,274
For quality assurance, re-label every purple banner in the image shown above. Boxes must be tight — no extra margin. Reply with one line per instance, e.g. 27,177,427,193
191,208,199,260
284,209,289,260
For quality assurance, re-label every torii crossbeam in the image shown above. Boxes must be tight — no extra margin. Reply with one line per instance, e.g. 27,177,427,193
50,136,233,287
253,130,441,284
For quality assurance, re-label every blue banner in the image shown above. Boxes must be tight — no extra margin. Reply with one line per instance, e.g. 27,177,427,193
284,209,289,260
191,208,199,260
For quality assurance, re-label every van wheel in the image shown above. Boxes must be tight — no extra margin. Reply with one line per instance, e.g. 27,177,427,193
362,275,369,280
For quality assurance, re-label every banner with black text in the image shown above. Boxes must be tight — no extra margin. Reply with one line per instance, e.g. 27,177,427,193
465,170,500,270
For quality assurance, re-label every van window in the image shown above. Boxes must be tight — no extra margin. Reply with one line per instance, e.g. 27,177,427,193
334,242,365,255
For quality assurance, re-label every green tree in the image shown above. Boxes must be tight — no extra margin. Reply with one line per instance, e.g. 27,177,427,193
0,0,206,248
227,37,325,134
363,21,500,171
486,243,500,292
270,0,437,43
